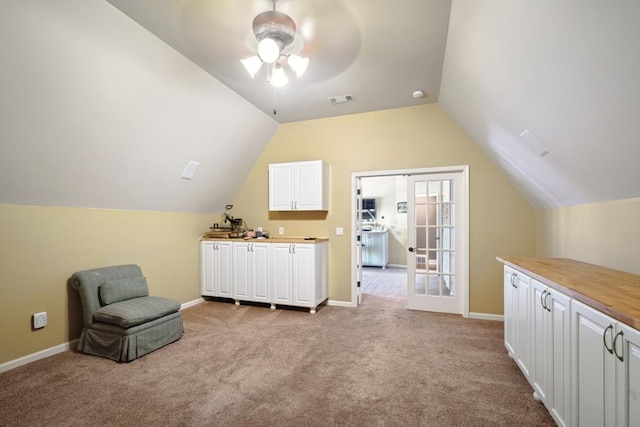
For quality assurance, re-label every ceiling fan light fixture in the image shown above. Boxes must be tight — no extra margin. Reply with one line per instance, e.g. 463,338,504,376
287,54,309,77
241,55,263,78
270,64,288,88
258,37,281,64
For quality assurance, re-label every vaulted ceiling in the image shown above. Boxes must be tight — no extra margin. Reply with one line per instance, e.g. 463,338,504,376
1,0,638,212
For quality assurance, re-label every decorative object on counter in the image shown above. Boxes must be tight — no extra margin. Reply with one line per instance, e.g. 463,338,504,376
207,204,248,237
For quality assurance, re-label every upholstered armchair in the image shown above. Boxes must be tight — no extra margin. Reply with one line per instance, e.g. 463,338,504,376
70,264,183,362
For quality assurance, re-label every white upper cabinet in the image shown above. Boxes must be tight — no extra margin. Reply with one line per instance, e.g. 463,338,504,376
269,160,329,211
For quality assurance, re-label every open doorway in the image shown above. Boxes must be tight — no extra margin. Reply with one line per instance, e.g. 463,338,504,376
358,175,408,302
351,166,469,316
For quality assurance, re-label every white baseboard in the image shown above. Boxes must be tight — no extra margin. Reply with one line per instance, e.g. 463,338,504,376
0,339,79,374
469,312,503,322
181,298,205,310
2,298,205,374
327,299,356,308
385,264,407,269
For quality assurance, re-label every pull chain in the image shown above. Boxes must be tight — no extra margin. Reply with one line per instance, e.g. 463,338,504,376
273,86,277,115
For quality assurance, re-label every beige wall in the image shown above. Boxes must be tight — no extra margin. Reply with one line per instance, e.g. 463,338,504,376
231,104,536,314
536,197,640,275
0,204,212,364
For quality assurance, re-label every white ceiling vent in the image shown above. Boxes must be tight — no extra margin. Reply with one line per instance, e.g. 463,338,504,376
329,94,354,105
520,129,550,157
180,161,200,180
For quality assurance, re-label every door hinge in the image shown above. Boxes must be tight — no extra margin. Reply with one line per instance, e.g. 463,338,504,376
357,188,361,196
357,281,361,288
357,235,361,242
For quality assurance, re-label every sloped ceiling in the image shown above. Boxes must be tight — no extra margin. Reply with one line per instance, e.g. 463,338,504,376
440,0,640,208
0,0,278,213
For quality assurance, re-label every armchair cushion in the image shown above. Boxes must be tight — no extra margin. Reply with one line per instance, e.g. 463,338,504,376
99,276,149,305
94,296,180,328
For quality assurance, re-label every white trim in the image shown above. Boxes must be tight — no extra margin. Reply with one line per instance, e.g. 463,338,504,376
351,165,470,316
386,264,407,269
327,299,356,308
0,339,79,373
180,298,205,310
469,312,504,322
1,298,205,373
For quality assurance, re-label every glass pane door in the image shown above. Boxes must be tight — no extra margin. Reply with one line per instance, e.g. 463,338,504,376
407,173,464,314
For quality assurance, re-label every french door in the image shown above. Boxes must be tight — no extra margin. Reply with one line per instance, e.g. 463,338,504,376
406,172,467,314
351,166,468,315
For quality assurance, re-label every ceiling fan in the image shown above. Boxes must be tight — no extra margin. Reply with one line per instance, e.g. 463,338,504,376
241,0,309,87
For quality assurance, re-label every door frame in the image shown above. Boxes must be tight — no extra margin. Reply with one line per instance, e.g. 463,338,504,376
350,165,470,318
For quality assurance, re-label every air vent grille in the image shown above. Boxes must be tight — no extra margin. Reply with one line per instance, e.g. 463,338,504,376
329,94,354,105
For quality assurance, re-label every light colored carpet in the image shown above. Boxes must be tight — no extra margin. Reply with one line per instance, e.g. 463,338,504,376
362,267,449,300
362,266,408,300
0,295,554,426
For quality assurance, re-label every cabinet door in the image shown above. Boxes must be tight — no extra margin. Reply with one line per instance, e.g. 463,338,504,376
571,300,617,427
514,271,531,378
548,288,571,427
531,279,549,402
201,241,233,297
233,242,251,299
292,244,315,306
369,233,382,266
251,243,270,302
504,267,517,357
201,242,215,296
216,241,233,298
616,322,640,426
295,161,324,210
269,163,294,210
272,244,293,304
361,233,372,266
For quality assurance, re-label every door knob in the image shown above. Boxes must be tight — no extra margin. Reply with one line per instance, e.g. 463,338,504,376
408,247,415,252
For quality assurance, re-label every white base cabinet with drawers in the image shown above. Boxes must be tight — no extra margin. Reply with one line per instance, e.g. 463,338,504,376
201,239,328,313
501,259,640,427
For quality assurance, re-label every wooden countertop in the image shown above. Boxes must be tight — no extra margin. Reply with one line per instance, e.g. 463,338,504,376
201,236,329,244
497,257,640,329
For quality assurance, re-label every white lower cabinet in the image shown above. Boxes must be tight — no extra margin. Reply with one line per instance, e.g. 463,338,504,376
571,300,617,426
200,240,233,298
504,263,640,427
201,239,328,313
362,230,388,268
232,241,271,304
272,242,328,314
504,266,531,379
572,300,640,427
531,279,570,427
615,322,640,426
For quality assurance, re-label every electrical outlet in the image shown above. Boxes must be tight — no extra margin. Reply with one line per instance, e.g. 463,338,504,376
33,311,47,329
278,227,284,235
